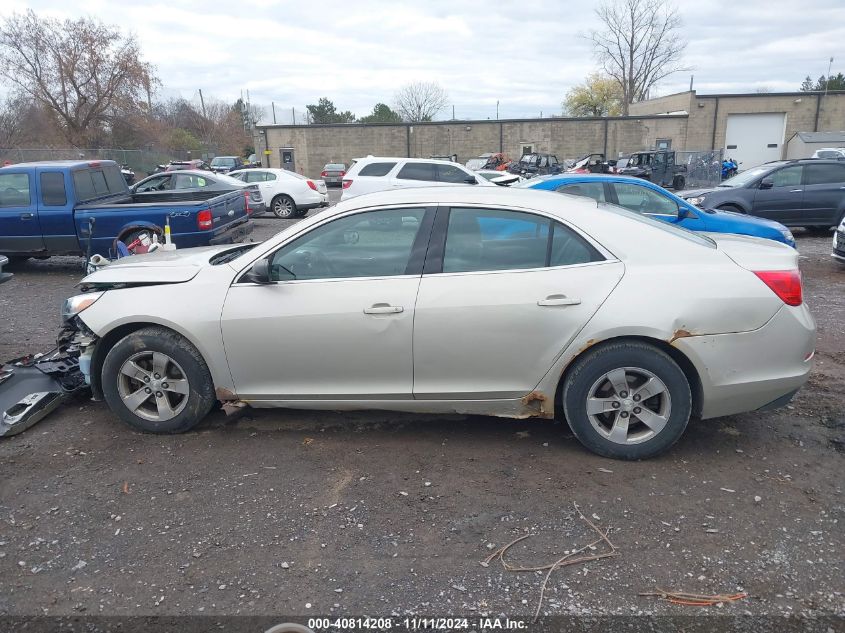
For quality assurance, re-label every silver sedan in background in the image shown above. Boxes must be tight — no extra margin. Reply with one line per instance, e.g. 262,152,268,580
61,188,815,459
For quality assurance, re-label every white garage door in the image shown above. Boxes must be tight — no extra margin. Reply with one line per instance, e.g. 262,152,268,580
724,113,786,170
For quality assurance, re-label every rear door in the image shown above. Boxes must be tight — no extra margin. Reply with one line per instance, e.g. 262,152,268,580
801,162,845,226
412,206,624,400
751,165,805,223
0,170,43,254
391,162,438,189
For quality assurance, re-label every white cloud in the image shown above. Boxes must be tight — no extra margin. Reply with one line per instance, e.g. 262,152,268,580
0,0,841,121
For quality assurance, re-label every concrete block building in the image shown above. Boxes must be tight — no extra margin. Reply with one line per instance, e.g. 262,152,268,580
256,90,845,178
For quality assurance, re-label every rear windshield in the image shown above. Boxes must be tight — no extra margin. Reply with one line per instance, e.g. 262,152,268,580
211,157,236,167
598,202,716,248
325,163,345,169
72,164,128,203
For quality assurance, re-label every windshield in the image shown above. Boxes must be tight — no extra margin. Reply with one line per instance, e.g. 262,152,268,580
210,157,236,167
718,162,786,187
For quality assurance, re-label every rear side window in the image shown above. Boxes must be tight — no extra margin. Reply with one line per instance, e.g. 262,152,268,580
804,163,845,185
40,172,67,206
397,162,437,181
438,164,472,183
442,208,602,273
91,170,109,194
103,164,127,193
72,170,96,202
0,173,31,207
556,182,607,202
359,162,396,177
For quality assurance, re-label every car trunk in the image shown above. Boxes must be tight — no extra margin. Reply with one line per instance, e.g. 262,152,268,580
708,233,799,271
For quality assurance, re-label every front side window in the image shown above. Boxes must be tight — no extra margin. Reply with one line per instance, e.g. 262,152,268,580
442,208,602,274
0,173,31,207
612,183,679,215
270,208,427,281
804,163,845,186
438,164,472,183
557,182,607,202
770,166,803,187
135,175,171,192
397,162,437,182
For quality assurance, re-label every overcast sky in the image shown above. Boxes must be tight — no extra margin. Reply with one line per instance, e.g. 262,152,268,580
2,0,843,123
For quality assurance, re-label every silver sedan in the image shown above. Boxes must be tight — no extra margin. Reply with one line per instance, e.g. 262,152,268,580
62,187,815,459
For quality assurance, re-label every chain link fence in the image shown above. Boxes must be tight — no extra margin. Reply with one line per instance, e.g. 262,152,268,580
676,149,724,188
0,147,220,177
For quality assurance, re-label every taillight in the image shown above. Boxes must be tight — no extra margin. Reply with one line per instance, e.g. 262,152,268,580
320,170,328,177
342,179,352,189
197,209,213,230
244,191,252,215
339,170,346,177
754,270,802,306
307,180,317,191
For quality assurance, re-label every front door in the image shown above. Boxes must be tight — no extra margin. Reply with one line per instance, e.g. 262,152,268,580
802,162,845,226
0,171,44,254
413,207,624,400
751,165,804,223
221,207,433,399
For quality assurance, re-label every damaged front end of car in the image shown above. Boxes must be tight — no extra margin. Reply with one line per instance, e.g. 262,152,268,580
0,295,102,437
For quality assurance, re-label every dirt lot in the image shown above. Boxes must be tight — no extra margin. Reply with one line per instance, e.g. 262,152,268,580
0,209,842,627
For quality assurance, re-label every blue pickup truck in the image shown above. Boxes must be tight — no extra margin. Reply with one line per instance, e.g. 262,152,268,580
0,160,254,262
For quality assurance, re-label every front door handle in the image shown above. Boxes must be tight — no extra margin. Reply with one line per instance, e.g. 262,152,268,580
538,294,581,307
20,212,34,220
364,304,404,315
789,189,802,193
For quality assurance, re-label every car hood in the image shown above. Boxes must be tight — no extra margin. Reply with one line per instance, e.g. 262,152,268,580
79,244,243,286
679,187,719,198
704,208,787,232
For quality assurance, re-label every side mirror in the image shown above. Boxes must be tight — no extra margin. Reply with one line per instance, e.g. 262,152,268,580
676,205,689,220
243,259,271,284
464,176,478,184
759,177,774,190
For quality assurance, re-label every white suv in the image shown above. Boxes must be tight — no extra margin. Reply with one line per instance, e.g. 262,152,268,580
340,157,495,200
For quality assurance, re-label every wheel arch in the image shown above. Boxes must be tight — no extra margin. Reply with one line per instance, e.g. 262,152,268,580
88,320,213,400
553,335,704,420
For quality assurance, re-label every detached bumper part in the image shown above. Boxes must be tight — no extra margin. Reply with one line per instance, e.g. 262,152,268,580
0,354,86,437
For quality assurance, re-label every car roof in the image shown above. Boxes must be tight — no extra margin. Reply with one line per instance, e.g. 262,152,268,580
145,169,214,177
0,160,116,169
526,173,662,186
354,156,463,165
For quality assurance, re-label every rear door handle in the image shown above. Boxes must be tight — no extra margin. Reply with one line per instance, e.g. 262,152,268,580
364,304,404,315
789,189,802,193
538,294,581,307
20,213,34,220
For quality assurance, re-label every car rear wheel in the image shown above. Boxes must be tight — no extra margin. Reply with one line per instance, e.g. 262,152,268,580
271,194,296,219
102,327,215,434
562,341,692,460
672,175,685,190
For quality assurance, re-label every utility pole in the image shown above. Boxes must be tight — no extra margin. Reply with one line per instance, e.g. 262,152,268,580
452,105,455,120
292,107,296,125
496,100,499,120
272,102,277,124
825,56,834,96
198,89,207,118
689,75,694,92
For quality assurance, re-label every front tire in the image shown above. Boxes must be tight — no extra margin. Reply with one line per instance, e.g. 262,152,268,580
562,341,692,460
672,175,685,190
271,194,296,219
102,327,215,434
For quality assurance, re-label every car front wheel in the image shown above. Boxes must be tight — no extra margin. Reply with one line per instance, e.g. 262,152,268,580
102,327,216,433
562,341,692,460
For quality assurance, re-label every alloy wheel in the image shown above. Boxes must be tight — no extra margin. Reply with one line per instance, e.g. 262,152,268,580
585,366,672,445
117,351,190,422
273,197,294,218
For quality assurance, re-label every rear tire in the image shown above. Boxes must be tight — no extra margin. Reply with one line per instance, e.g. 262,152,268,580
102,327,215,434
562,341,692,460
271,194,296,219
672,175,685,190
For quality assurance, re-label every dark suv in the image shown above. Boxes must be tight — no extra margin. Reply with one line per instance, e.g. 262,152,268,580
679,159,845,230
616,150,686,189
508,153,562,178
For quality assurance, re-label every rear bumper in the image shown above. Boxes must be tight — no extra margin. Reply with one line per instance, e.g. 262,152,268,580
672,304,816,419
832,231,845,261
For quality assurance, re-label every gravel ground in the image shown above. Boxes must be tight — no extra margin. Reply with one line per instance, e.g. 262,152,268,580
0,199,842,626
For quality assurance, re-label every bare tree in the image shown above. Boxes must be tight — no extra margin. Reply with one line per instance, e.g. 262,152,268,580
393,82,449,122
0,10,157,146
588,0,687,115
